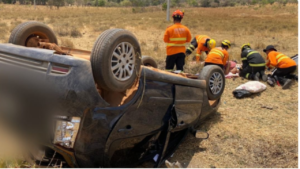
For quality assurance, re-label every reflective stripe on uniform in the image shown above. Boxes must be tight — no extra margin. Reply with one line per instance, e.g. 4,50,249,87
249,63,266,67
187,47,193,51
196,35,207,42
241,57,247,61
210,49,224,58
247,51,259,57
165,69,173,71
189,45,195,50
167,43,186,47
196,54,201,56
169,37,187,41
246,73,250,79
276,54,289,64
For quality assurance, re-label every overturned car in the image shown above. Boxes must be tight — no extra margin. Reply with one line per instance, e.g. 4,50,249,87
0,21,225,167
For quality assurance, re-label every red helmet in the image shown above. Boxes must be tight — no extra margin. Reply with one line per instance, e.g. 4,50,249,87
172,10,184,19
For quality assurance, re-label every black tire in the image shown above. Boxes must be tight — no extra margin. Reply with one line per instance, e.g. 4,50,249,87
91,29,142,92
9,21,57,47
198,65,225,100
142,55,158,68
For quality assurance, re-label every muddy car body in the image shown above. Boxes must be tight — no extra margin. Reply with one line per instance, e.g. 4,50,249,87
0,22,224,167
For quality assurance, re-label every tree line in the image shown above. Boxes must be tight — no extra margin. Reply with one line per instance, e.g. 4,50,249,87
0,0,297,8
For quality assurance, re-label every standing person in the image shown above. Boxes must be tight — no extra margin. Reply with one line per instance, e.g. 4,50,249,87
204,40,231,74
239,43,267,81
163,9,192,72
185,35,216,62
263,45,297,89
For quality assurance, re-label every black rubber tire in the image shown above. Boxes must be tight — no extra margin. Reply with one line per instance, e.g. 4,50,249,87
142,55,158,68
198,65,225,100
91,29,142,92
9,21,57,46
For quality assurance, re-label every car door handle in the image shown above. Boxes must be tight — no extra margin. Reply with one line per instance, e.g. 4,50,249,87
118,125,132,132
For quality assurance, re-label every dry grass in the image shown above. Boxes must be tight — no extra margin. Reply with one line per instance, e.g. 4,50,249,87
166,77,298,168
0,3,297,168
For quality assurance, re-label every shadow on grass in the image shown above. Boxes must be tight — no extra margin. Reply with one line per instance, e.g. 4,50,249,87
159,111,223,168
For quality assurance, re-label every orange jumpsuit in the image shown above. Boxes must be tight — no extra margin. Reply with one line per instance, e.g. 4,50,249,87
205,47,229,67
266,51,296,69
195,35,210,62
163,23,192,56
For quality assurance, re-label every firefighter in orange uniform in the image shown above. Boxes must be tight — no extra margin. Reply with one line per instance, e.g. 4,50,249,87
185,35,216,62
163,9,192,72
263,45,297,89
204,40,231,74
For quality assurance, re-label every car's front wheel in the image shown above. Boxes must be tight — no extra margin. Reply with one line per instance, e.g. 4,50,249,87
9,21,57,47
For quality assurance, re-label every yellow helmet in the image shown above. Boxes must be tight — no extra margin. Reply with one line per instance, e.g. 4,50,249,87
207,39,216,50
241,43,251,50
222,40,231,49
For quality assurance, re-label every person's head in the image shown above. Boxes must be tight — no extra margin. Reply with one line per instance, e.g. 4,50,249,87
221,40,231,50
241,43,251,52
263,45,277,55
172,10,184,23
206,39,216,50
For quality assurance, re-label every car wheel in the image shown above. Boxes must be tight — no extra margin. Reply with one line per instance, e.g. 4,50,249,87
198,65,225,100
9,21,58,47
142,55,158,68
91,29,142,92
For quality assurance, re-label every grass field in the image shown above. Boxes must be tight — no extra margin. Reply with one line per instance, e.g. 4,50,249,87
0,3,298,168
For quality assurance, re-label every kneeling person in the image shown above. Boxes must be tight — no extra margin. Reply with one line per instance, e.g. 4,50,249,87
239,43,267,81
185,35,216,62
263,45,297,89
204,40,231,74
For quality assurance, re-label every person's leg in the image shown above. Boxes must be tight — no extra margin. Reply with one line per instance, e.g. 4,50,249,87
267,74,275,87
165,55,176,71
239,66,255,80
256,66,267,82
272,66,296,89
272,66,296,77
251,66,266,81
175,53,185,72
239,66,249,79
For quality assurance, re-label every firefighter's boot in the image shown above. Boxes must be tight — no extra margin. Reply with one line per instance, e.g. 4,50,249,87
252,72,260,81
267,76,275,87
278,76,293,89
260,70,267,82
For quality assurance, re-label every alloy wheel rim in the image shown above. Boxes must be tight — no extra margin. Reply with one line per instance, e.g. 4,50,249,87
209,72,223,95
111,42,135,81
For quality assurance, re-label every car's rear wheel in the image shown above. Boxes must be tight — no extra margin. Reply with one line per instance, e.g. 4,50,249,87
9,21,57,47
142,55,158,68
91,29,142,92
198,65,225,100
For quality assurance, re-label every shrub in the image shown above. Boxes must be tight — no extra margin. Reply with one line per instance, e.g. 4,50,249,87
120,0,131,6
99,0,105,6
200,0,210,7
162,2,167,11
105,1,119,7
210,2,218,7
70,27,82,37
187,0,198,7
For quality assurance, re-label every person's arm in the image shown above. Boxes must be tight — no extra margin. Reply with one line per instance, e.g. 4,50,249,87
163,29,169,43
186,37,197,56
223,52,230,74
186,28,192,43
196,46,201,62
268,53,277,68
225,61,231,75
